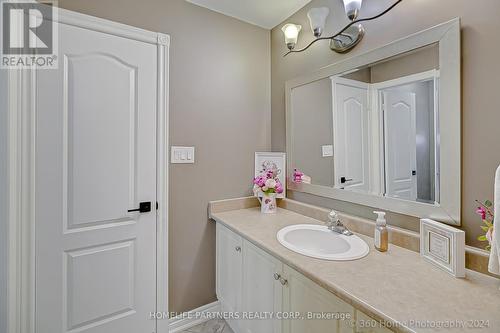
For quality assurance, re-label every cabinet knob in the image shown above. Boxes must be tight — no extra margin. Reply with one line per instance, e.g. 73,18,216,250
279,277,288,286
235,246,241,252
274,273,287,285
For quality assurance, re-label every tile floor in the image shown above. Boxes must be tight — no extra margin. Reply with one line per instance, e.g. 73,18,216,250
179,318,234,333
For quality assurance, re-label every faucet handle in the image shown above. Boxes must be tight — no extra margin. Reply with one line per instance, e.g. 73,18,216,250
328,210,339,223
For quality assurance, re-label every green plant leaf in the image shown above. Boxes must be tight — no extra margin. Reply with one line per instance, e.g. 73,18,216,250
485,200,493,207
477,235,487,241
481,226,490,232
485,221,493,227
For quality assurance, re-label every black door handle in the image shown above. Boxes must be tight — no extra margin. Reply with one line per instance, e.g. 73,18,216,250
128,201,151,213
340,177,353,184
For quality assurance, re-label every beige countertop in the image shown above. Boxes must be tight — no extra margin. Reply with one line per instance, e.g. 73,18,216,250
210,205,500,333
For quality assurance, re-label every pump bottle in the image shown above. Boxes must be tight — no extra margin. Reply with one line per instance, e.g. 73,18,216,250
373,211,388,252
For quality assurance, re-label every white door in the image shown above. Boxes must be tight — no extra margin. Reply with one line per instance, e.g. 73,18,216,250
216,224,243,332
331,77,370,192
241,240,282,333
383,90,417,200
35,21,158,333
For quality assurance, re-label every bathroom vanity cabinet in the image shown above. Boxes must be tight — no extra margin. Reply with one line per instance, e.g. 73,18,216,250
216,223,392,333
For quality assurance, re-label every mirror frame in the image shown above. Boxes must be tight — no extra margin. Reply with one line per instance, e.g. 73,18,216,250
285,18,461,225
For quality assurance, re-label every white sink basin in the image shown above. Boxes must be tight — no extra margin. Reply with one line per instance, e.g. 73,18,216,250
277,224,369,261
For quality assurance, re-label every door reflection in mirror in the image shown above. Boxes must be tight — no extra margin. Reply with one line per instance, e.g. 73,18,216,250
290,44,440,204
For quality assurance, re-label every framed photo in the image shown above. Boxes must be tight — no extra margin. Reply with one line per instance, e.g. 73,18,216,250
420,219,465,278
255,152,286,198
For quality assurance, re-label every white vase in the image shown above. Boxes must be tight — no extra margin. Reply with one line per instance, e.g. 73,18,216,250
259,192,277,214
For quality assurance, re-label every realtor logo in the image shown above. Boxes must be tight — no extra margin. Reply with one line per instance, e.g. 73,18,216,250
1,0,58,68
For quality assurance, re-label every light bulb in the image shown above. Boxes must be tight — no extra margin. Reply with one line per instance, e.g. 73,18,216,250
343,0,363,20
307,7,330,38
281,23,302,50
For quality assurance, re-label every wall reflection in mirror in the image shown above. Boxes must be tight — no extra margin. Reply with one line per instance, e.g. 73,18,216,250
290,44,440,204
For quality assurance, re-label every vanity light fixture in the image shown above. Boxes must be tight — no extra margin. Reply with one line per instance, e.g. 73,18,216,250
343,0,362,20
281,23,302,50
331,0,365,53
283,0,403,56
307,7,330,38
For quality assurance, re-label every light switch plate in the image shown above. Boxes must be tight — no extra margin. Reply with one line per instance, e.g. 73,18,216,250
322,145,333,157
171,146,195,164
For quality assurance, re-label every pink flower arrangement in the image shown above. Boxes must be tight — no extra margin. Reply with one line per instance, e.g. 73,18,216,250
291,168,311,184
253,162,283,195
476,206,487,220
293,169,304,183
475,199,494,251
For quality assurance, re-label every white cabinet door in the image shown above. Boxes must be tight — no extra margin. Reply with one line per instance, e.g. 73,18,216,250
282,265,355,333
216,224,243,331
215,224,388,333
35,21,158,333
331,77,370,192
241,240,283,333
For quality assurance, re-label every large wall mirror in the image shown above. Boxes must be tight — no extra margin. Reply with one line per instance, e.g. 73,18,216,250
286,19,461,225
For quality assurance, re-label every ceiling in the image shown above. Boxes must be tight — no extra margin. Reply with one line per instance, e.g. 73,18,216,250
185,0,312,29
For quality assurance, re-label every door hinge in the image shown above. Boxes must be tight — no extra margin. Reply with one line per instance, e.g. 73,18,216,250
156,201,159,210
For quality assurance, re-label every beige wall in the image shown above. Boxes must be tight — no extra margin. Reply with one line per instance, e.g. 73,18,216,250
341,45,438,83
342,67,371,83
57,0,271,313
370,44,439,83
291,78,334,187
272,0,500,248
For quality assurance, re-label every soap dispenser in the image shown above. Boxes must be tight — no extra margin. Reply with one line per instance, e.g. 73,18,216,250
373,211,388,252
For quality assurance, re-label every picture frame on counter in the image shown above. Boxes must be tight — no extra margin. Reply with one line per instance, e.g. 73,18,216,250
420,219,465,278
255,152,286,198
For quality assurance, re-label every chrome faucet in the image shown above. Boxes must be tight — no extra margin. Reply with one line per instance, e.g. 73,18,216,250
327,210,353,236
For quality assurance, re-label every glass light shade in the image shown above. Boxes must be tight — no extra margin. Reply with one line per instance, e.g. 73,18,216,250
343,0,362,20
281,24,302,50
307,7,330,38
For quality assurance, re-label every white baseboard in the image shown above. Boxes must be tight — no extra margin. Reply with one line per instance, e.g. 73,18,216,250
169,301,221,333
